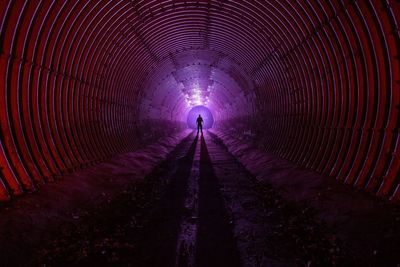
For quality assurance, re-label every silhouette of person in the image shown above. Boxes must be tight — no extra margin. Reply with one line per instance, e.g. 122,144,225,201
196,114,203,133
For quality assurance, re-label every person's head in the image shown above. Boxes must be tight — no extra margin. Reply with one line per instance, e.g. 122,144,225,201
198,114,201,117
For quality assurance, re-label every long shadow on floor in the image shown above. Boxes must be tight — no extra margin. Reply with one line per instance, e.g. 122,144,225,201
196,134,241,267
135,133,199,267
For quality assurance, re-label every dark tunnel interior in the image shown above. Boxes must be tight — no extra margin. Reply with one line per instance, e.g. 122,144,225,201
0,0,399,266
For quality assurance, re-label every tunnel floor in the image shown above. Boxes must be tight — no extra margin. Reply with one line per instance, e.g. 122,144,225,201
0,132,399,266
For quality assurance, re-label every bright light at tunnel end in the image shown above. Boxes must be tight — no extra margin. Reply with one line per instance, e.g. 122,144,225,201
187,105,214,129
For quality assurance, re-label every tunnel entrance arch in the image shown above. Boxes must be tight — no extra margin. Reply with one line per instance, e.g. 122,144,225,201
187,106,214,130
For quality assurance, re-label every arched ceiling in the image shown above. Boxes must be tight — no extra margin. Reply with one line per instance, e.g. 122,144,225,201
139,49,254,122
0,0,399,201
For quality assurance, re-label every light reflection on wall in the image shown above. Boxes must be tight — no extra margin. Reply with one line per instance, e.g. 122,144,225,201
185,80,211,107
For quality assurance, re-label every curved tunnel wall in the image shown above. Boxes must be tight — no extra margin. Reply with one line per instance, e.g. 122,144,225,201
0,0,399,201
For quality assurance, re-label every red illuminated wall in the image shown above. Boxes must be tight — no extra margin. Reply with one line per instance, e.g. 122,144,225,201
0,1,399,201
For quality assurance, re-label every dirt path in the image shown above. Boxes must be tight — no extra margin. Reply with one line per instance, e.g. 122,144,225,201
7,131,379,266
204,132,353,266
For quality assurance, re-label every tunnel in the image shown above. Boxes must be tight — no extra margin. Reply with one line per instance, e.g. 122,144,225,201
0,0,399,266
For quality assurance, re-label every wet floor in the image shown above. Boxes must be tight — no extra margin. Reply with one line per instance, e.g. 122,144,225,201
27,131,359,267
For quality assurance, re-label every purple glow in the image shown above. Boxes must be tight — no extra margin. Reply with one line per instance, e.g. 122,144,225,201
187,105,214,129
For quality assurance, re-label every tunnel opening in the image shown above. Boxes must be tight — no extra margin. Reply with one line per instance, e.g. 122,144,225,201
187,105,214,130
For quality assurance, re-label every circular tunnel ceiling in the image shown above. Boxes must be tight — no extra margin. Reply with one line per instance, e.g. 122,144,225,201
0,0,399,201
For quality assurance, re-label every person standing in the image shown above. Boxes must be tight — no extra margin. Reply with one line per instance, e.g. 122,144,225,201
196,114,204,133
